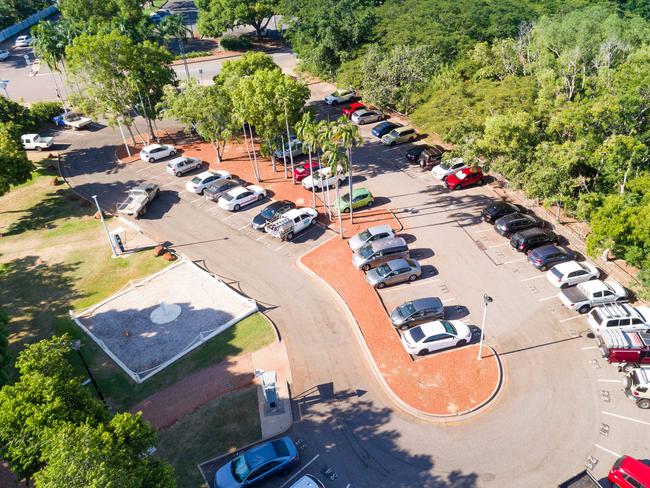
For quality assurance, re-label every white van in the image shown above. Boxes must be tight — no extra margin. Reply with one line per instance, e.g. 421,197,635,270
289,474,325,488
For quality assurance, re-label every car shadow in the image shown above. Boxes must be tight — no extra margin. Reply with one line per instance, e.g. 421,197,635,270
410,247,434,260
419,264,438,278
398,233,417,244
444,305,470,320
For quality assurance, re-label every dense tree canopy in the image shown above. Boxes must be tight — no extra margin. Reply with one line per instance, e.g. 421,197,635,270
197,0,278,38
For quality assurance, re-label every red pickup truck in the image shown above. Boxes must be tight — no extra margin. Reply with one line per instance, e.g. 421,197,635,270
596,329,650,371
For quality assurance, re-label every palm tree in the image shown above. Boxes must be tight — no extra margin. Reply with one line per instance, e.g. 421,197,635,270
294,113,318,208
316,120,336,219
31,21,70,110
321,141,349,238
158,14,191,79
333,116,363,224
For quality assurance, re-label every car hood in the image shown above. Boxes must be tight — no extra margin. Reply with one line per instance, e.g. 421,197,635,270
348,234,366,252
215,462,240,488
365,268,382,285
390,307,405,325
455,321,472,339
252,214,269,228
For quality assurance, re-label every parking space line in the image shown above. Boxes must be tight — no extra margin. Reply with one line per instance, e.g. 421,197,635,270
238,223,250,231
377,277,441,293
487,242,510,249
597,379,621,383
255,234,267,241
274,242,289,252
581,346,598,350
602,411,650,427
441,297,456,303
595,444,622,458
560,315,584,323
521,275,546,282
279,455,320,488
471,228,493,234
503,257,528,264
538,295,557,302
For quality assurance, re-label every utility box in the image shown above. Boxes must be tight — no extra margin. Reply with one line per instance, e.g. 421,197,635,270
110,227,127,253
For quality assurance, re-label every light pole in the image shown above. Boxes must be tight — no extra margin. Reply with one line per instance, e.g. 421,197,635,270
71,340,107,406
0,80,9,99
477,293,493,360
91,195,117,257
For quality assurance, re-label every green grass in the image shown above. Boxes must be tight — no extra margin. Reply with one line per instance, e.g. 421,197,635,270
157,388,261,488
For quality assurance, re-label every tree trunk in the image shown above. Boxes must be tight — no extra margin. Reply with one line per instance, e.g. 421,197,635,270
125,123,138,146
213,141,222,163
309,150,315,208
347,148,354,225
281,135,288,179
335,179,343,237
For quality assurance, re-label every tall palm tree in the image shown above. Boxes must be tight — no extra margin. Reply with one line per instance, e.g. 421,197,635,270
321,141,349,238
333,116,363,224
316,120,336,219
31,21,70,110
158,14,191,79
295,113,318,208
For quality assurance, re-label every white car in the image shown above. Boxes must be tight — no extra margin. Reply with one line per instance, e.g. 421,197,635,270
139,144,176,162
301,166,345,191
166,156,202,176
14,35,32,47
218,185,267,211
325,89,356,105
546,261,600,288
558,279,628,314
351,109,383,125
401,320,472,356
185,170,231,194
0,50,9,61
274,138,303,159
431,158,466,180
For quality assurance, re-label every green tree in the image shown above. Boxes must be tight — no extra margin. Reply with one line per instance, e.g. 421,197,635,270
332,116,362,224
0,124,33,196
215,51,279,91
294,112,319,208
0,310,10,385
197,0,278,39
34,413,175,488
320,136,348,236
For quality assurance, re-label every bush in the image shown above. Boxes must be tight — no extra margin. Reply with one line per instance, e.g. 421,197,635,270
29,101,63,126
220,35,252,51
174,50,213,60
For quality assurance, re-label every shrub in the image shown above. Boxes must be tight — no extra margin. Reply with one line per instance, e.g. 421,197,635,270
220,35,252,51
174,50,213,60
29,101,63,126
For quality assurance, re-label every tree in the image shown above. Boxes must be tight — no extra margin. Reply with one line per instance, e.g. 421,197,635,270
215,51,279,91
332,117,362,224
0,335,106,480
320,137,348,236
0,309,10,385
34,413,175,488
197,0,278,39
157,14,191,79
294,112,318,208
0,124,33,196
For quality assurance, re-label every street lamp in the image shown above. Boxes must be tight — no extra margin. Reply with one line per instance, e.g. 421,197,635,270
91,195,117,257
71,340,107,406
477,293,493,360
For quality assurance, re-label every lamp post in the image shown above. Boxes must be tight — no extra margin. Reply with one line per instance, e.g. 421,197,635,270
477,293,493,360
71,340,107,406
91,195,117,257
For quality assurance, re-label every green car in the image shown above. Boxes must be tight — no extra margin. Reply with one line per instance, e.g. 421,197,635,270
337,187,374,213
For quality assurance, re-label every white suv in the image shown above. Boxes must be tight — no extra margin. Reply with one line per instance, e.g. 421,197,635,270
140,144,176,162
587,303,650,336
166,156,202,176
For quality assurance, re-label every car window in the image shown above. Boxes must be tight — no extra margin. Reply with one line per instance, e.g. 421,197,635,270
425,334,448,342
623,474,643,488
603,291,613,297
239,192,252,199
632,318,643,325
619,319,631,326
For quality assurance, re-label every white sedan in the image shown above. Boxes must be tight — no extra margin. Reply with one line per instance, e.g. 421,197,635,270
546,261,600,288
301,166,345,191
139,144,176,162
400,320,472,356
185,170,231,194
218,185,267,211
325,89,356,105
14,35,32,47
431,158,467,180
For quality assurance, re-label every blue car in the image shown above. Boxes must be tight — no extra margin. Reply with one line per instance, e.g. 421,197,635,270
215,436,299,488
371,121,401,138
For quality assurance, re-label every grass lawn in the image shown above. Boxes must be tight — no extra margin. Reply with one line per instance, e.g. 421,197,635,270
157,388,261,488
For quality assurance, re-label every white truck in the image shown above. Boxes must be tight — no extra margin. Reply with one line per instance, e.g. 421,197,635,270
116,183,159,218
265,208,318,241
558,279,628,314
54,111,93,130
21,133,53,151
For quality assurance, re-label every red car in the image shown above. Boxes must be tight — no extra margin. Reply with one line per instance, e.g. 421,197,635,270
444,167,484,190
608,455,650,487
342,102,365,118
293,161,320,182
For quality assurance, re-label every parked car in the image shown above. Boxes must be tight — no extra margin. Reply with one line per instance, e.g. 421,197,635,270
301,166,345,191
559,279,628,314
166,156,202,176
481,201,527,224
381,126,417,146
348,224,395,252
351,109,384,125
218,185,267,211
139,144,176,163
546,261,600,288
400,320,472,356
21,133,53,151
366,258,421,289
608,455,650,486
251,200,296,230
0,50,9,61
587,303,650,335
325,89,356,105
418,145,446,168
406,145,427,163
274,137,303,160
342,101,365,117
510,228,559,253
352,236,409,271
390,297,444,331
623,368,650,409
116,183,159,218
265,208,318,241
52,111,92,130
336,187,374,213
214,436,299,488
14,35,32,47
494,213,542,237
204,179,244,202
444,167,484,190
293,161,320,182
289,474,325,488
185,170,231,194
596,329,650,371
527,245,575,271
371,121,401,138
431,158,467,180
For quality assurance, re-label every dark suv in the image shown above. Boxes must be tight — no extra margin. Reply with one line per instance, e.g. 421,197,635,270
527,244,575,271
390,297,444,330
481,202,526,224
510,228,559,253
204,178,244,201
418,145,446,168
494,212,542,237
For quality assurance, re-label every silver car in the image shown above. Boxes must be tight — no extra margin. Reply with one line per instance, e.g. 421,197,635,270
348,225,395,253
351,109,384,125
390,297,444,330
365,258,421,289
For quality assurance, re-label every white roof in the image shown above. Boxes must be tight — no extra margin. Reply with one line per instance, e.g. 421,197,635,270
196,171,216,180
246,184,264,193
22,133,38,138
226,186,248,197
367,224,393,235
552,261,584,274
579,280,611,293
142,144,163,152
283,208,317,219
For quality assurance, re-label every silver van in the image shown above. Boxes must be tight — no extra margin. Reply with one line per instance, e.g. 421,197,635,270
352,237,409,271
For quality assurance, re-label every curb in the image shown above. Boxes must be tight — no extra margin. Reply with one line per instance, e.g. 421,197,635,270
170,46,287,67
295,236,504,422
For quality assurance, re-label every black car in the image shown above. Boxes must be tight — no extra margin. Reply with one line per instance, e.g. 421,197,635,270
528,245,575,271
389,297,444,331
494,212,543,237
406,146,427,163
204,179,244,201
481,202,526,224
251,200,296,230
418,145,446,168
371,121,401,138
510,228,559,253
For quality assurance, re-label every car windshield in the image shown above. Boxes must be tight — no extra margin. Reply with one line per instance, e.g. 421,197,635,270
260,206,278,219
441,321,457,335
231,455,250,483
439,161,450,170
190,177,201,184
398,302,416,318
410,327,425,342
590,309,603,324
341,194,351,202
388,130,399,138
376,264,391,277
358,244,374,258
550,267,564,279
221,193,235,201
357,230,372,242
455,171,467,180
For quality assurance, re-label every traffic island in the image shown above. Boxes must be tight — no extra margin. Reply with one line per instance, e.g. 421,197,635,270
299,228,502,418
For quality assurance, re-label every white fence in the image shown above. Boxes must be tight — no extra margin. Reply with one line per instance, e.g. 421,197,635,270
0,5,58,43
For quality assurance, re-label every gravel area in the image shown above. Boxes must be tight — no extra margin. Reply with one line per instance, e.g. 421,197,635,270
73,260,258,382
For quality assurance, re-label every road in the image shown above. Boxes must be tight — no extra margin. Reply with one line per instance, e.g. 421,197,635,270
53,62,650,488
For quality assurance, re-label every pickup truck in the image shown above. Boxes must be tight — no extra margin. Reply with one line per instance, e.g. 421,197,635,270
116,183,159,218
596,329,650,371
52,111,92,130
21,133,53,151
557,469,602,487
558,279,628,314
265,208,318,241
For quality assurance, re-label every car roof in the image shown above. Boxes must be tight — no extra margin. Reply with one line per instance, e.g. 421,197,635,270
531,244,565,257
415,321,448,337
515,227,547,238
244,442,279,469
196,171,216,179
352,187,371,196
386,258,410,270
142,144,163,151
552,260,583,273
371,236,406,251
247,184,264,192
376,121,397,129
366,224,393,235
393,126,413,133
168,156,193,164
22,133,38,138
227,186,248,196
410,297,443,310
284,207,316,219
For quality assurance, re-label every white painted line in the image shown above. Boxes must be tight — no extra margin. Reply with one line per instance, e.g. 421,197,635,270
238,223,250,231
274,242,289,252
461,318,472,323
602,411,650,427
597,379,622,383
560,315,584,323
206,204,221,213
472,228,493,234
441,297,456,303
376,277,441,292
538,295,557,302
521,274,546,282
487,242,510,249
256,234,267,241
595,444,622,458
581,346,599,350
503,257,528,264
279,455,320,488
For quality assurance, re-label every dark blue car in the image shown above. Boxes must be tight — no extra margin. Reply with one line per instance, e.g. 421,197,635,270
371,121,401,138
215,436,299,488
527,244,575,271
